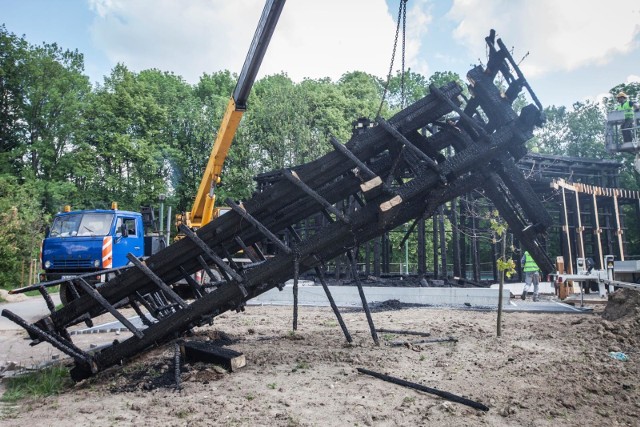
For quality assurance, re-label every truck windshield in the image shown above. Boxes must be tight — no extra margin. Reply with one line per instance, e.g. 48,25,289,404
50,213,114,237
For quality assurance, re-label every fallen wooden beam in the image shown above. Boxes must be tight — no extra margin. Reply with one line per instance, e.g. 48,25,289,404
357,368,489,411
180,341,246,372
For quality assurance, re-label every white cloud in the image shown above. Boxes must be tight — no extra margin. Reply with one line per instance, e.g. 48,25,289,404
628,74,640,83
447,0,640,78
87,0,411,83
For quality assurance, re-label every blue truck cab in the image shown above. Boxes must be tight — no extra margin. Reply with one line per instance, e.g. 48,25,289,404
42,208,145,284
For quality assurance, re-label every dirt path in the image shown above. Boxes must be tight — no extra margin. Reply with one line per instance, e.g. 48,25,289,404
1,300,639,426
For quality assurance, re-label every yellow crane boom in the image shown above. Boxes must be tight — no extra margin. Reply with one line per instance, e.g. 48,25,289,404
181,0,286,230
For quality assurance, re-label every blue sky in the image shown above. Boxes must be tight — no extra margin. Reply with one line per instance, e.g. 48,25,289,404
2,0,639,109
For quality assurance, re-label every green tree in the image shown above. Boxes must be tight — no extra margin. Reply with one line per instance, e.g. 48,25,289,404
0,27,90,211
535,101,606,158
339,71,384,119
81,65,171,210
0,176,48,288
0,26,29,174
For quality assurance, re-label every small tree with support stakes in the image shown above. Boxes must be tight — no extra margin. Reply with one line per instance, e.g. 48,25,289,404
490,211,516,337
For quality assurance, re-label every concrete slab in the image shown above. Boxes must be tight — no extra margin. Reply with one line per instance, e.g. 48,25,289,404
249,284,510,308
490,282,557,295
504,299,592,314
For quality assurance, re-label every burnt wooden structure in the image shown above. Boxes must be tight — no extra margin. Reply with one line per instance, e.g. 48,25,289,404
3,31,553,379
314,153,634,283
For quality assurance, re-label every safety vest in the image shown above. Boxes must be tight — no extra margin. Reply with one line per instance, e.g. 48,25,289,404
616,100,634,120
523,252,539,272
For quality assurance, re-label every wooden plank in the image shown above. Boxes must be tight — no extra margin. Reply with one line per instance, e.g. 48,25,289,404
180,341,246,372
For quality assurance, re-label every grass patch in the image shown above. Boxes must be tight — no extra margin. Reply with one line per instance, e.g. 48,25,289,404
1,365,71,403
381,333,395,341
292,361,310,372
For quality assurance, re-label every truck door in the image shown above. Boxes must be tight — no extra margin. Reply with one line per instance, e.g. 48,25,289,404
113,215,144,266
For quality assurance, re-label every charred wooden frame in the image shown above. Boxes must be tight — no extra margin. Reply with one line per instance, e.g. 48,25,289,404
3,31,553,380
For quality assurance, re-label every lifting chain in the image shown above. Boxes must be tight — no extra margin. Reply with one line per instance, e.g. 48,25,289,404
377,0,408,118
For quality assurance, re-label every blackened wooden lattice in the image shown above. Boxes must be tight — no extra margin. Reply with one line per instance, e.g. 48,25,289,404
3,30,553,380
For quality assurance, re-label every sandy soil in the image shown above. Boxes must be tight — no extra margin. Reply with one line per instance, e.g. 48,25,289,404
1,291,639,427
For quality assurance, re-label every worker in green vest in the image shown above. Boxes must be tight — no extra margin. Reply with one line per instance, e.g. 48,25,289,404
615,91,639,143
521,251,540,301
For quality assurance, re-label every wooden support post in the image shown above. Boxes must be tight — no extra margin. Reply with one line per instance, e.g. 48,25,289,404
347,250,379,345
417,217,426,276
1,309,95,374
38,285,56,314
459,197,467,279
129,299,155,327
293,256,299,331
234,236,261,263
365,241,371,276
612,192,625,260
196,255,219,284
561,187,574,274
438,205,447,278
451,198,461,277
315,265,352,343
592,192,604,269
574,189,585,263
357,368,489,412
373,236,381,277
329,136,377,180
470,206,480,282
178,266,205,299
377,117,442,175
432,215,439,278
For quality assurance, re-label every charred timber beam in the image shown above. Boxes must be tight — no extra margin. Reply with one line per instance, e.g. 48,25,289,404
357,368,489,412
283,169,350,224
481,173,554,275
75,278,144,339
376,117,443,177
196,255,219,284
493,160,553,230
227,198,292,255
127,254,188,309
179,224,242,282
328,136,377,181
2,309,95,374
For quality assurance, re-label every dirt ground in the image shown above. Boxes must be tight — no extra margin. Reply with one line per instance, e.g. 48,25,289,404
1,291,639,427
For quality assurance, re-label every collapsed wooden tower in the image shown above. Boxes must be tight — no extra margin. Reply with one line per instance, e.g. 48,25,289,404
3,31,553,380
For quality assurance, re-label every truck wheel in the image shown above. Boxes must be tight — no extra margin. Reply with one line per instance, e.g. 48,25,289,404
60,283,74,306
60,282,86,306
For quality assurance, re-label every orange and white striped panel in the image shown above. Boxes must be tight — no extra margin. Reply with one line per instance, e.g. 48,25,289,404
102,236,113,269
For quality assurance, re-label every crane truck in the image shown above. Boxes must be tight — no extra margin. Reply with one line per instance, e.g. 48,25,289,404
32,0,286,303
